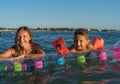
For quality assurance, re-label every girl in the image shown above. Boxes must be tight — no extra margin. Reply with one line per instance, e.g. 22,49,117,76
0,26,45,61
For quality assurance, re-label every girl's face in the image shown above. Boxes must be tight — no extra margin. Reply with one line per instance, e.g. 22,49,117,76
17,29,31,47
74,35,88,51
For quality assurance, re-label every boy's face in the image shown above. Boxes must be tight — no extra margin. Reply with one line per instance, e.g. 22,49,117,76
74,35,88,51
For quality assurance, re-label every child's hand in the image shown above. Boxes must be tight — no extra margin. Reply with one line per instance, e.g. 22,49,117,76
11,55,25,62
19,55,25,59
73,52,83,57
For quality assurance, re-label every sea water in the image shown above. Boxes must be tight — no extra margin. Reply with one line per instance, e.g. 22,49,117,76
0,31,120,84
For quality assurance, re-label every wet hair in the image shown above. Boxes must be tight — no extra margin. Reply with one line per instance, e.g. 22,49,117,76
15,26,33,44
74,28,88,39
13,26,33,56
72,28,91,50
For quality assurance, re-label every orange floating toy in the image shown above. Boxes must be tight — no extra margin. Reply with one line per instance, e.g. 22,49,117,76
93,37,104,51
52,36,70,55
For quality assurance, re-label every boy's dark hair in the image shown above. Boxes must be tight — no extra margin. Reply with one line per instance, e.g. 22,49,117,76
74,28,88,39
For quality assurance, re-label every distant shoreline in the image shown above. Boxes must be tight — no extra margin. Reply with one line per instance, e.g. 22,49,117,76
0,28,119,32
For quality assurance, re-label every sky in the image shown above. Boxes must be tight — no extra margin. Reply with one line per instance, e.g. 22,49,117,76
0,0,120,29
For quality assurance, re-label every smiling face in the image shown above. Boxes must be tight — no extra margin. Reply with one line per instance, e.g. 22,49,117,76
17,29,31,48
74,35,89,51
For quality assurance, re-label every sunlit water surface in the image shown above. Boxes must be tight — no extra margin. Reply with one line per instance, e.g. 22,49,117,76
0,31,120,84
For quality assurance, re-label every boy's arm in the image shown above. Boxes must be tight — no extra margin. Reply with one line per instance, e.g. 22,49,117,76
68,45,74,51
88,43,94,50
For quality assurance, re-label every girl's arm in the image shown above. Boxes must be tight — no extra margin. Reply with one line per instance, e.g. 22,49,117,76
0,57,11,61
25,48,46,59
0,48,16,61
0,48,13,58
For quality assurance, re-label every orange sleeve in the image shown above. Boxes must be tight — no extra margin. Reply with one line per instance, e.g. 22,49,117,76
52,36,70,55
93,37,104,51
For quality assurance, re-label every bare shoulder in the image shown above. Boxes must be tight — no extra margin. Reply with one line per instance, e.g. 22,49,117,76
68,45,76,52
32,43,43,49
68,45,74,50
0,47,16,57
88,43,94,50
32,43,40,46
10,46,17,54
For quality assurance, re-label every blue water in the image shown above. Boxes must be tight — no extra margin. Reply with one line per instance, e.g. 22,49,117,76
0,31,120,84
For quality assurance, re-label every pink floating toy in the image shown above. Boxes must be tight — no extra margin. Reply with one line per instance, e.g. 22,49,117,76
112,47,120,59
99,51,107,61
35,61,43,70
22,64,27,71
7,64,13,71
